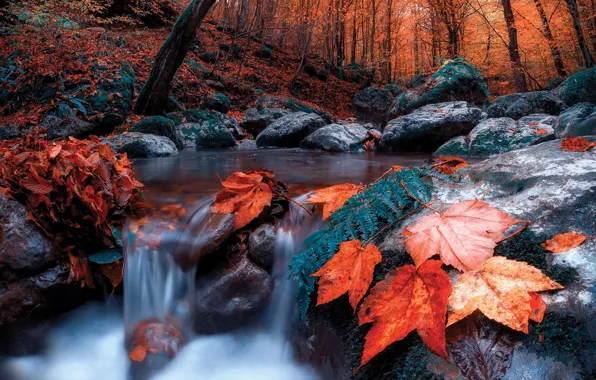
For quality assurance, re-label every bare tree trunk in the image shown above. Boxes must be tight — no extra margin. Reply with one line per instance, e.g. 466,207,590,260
135,0,217,115
533,0,567,76
351,6,357,63
565,0,594,67
501,0,529,92
370,0,377,70
384,0,393,82
590,0,596,53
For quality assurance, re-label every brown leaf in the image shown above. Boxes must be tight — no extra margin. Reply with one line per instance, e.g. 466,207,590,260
101,260,123,288
541,232,587,253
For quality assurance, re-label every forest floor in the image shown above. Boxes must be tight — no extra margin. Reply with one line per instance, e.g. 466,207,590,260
0,2,362,130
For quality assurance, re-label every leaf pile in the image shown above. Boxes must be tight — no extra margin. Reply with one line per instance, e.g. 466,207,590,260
0,134,144,252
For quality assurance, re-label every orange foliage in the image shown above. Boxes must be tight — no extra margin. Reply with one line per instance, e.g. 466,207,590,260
430,156,468,175
306,183,363,220
129,319,184,362
311,240,382,310
541,232,587,253
560,137,596,152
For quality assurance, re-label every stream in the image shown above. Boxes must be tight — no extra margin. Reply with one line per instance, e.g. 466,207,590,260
1,150,431,380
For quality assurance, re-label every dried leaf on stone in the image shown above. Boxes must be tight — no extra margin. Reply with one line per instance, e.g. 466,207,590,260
211,169,275,229
404,200,522,271
560,137,595,152
541,232,586,253
311,240,382,310
431,156,468,174
357,260,452,369
447,257,563,333
306,183,363,220
533,129,548,135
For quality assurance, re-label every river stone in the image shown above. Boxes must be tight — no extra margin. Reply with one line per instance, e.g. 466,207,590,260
467,115,555,156
248,224,276,272
129,116,184,150
225,117,244,140
487,91,567,120
255,96,333,124
387,59,488,118
85,64,135,129
353,86,393,124
173,110,237,149
300,123,368,152
552,67,596,106
194,256,273,334
240,107,288,136
201,93,230,114
101,132,178,158
256,112,327,148
380,101,484,152
433,135,469,157
554,102,596,138
0,195,56,270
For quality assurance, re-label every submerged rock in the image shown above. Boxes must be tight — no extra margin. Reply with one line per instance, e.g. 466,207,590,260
129,116,184,150
101,133,178,158
256,112,327,148
554,102,596,138
300,123,368,152
0,195,57,271
487,91,567,120
194,256,273,334
380,101,484,152
353,86,393,124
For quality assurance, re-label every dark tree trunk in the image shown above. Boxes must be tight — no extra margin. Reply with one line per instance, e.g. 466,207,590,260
502,0,529,92
385,0,393,82
565,0,594,67
447,28,459,57
134,0,217,116
351,5,357,63
533,0,567,76
590,0,596,54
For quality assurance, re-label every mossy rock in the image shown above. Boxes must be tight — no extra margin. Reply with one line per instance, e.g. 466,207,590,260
433,135,469,157
85,64,135,128
552,67,596,106
554,102,596,137
201,93,230,114
384,83,406,97
171,110,237,149
129,116,184,150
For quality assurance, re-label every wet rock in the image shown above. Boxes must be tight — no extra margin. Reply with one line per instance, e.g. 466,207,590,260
248,224,276,272
552,67,596,106
380,101,484,152
201,93,230,114
173,110,237,149
388,59,488,118
554,102,596,138
487,91,567,120
353,86,393,124
129,116,184,150
240,107,288,136
0,195,57,270
194,256,273,334
300,123,368,152
256,112,327,148
235,139,257,150
101,133,178,158
255,96,333,124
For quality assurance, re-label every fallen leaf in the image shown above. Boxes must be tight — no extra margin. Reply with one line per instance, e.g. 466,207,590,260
404,200,522,271
541,232,586,253
101,260,123,288
129,318,184,363
533,129,548,135
447,257,563,333
357,260,452,369
306,183,362,220
312,240,382,310
68,253,95,288
211,170,274,229
392,165,404,172
529,292,547,323
129,345,147,362
431,156,468,174
560,137,595,152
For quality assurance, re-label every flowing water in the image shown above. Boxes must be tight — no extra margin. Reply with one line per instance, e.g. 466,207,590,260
1,150,430,380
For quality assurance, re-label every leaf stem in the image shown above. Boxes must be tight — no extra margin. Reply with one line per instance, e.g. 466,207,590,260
501,220,531,242
362,204,427,247
273,190,313,216
400,180,441,214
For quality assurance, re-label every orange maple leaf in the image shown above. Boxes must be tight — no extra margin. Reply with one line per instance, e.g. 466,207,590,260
431,156,468,174
306,183,363,220
312,240,382,310
447,257,563,333
211,169,274,230
529,292,547,323
560,137,595,152
357,260,452,369
541,232,587,253
533,128,548,135
404,200,522,271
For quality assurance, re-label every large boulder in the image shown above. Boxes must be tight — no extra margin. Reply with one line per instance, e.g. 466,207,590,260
172,110,237,149
487,91,567,120
41,116,102,140
129,116,184,150
255,96,333,124
554,102,596,137
353,86,393,124
300,123,368,152
256,112,327,148
0,195,57,271
240,107,288,136
194,256,273,334
201,93,230,114
101,132,178,158
85,64,135,129
552,67,596,106
380,101,484,152
435,114,556,157
388,59,488,118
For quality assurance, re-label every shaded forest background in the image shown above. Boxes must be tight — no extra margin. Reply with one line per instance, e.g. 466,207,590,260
0,0,595,122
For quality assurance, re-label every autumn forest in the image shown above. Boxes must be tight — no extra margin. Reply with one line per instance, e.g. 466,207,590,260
0,0,595,379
